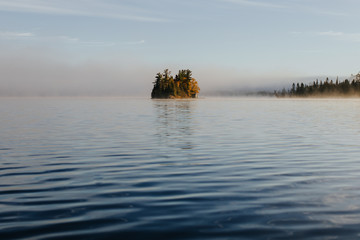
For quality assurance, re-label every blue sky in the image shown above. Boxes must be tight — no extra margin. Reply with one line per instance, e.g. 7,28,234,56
1,0,360,96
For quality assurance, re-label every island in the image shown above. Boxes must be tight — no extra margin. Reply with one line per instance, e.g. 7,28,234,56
151,69,200,99
275,73,360,97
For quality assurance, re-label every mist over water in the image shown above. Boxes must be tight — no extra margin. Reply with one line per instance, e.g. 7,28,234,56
2,97,360,239
0,47,306,97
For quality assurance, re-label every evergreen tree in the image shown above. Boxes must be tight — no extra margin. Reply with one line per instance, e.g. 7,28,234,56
276,74,360,97
151,69,200,99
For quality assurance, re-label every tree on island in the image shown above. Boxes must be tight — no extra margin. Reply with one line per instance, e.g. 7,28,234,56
275,73,360,97
151,69,200,99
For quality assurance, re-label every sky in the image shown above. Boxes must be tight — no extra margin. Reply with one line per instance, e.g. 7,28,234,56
1,0,360,96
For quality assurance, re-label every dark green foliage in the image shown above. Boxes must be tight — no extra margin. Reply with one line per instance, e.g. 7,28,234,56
275,73,360,97
151,69,200,99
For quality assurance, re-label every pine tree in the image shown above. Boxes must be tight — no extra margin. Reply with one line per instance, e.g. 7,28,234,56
151,69,200,99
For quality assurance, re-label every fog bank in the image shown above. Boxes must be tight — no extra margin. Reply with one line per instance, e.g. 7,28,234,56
0,48,307,97
0,49,157,97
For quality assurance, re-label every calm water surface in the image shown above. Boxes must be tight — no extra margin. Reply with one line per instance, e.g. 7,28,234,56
1,97,360,239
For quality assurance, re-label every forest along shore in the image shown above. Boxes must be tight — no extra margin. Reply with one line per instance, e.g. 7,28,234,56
275,73,360,98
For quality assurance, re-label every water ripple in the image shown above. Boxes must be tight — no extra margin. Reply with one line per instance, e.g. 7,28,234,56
1,98,360,239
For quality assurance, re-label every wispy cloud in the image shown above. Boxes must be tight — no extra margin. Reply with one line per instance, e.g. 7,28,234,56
0,0,167,22
49,35,144,46
54,36,116,47
123,40,146,45
308,9,347,17
317,31,360,42
221,0,288,9
0,31,144,47
0,31,34,39
51,35,146,46
219,0,347,16
317,31,344,37
290,30,360,42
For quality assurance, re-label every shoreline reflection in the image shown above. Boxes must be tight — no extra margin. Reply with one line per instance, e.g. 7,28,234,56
153,100,198,150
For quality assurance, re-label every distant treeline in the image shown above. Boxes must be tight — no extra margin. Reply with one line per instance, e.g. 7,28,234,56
275,74,360,97
151,69,200,99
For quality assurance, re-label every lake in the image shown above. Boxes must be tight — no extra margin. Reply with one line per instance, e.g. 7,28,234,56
1,97,360,239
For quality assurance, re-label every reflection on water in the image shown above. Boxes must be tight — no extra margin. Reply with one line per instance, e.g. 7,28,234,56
153,100,197,150
1,98,360,239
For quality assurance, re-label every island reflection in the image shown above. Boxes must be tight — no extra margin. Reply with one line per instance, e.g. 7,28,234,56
153,100,198,151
